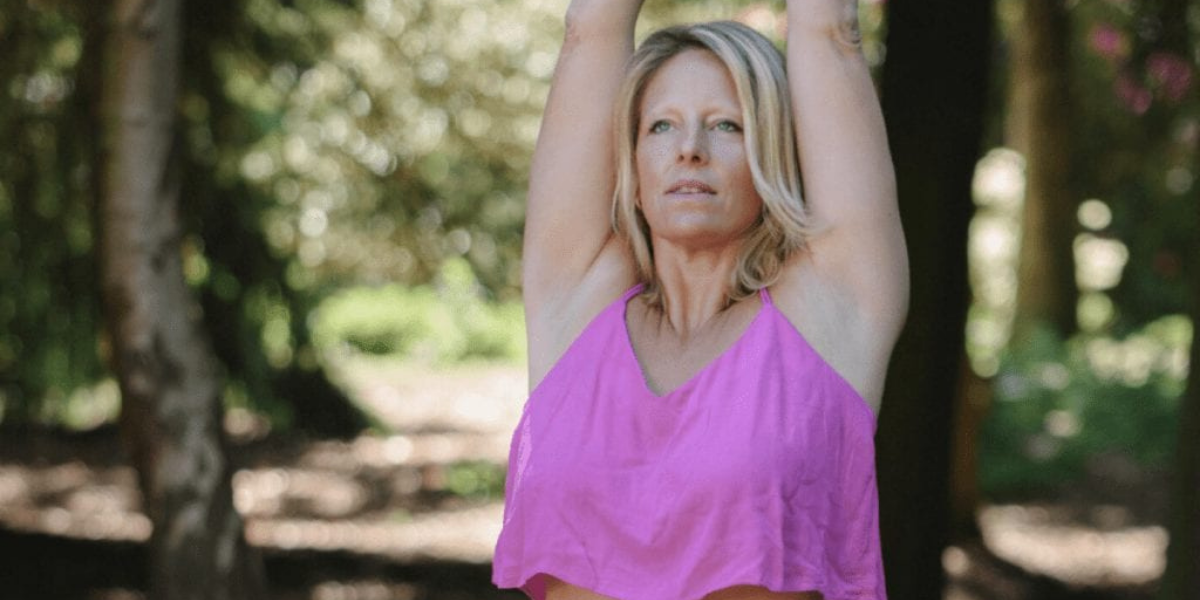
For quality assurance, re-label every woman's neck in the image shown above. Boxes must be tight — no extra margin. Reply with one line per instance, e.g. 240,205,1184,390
649,238,744,336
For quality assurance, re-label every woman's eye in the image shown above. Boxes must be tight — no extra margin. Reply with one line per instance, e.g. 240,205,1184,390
715,120,742,132
649,120,671,134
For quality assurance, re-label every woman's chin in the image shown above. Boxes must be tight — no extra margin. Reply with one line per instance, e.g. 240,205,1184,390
649,222,748,252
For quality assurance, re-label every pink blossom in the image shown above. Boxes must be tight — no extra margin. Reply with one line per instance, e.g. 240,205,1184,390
1146,52,1193,103
1114,72,1152,114
1088,23,1128,62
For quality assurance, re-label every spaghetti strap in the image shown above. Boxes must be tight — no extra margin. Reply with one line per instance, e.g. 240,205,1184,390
758,285,772,306
493,273,886,600
621,282,646,302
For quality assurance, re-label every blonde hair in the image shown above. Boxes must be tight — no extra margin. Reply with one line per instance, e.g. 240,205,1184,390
612,21,810,307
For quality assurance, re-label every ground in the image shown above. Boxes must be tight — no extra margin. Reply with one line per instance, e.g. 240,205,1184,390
0,361,1170,599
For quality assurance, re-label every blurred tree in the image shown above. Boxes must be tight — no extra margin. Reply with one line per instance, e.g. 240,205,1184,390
0,0,372,437
1161,211,1199,599
1007,0,1078,340
1158,0,1199,594
1162,209,1199,599
97,0,266,596
1083,0,1196,329
0,0,107,425
877,1,994,599
179,0,370,437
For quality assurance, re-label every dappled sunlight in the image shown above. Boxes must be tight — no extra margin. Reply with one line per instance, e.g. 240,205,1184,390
979,504,1166,586
968,145,1187,393
967,148,1025,377
0,448,1170,590
1077,198,1113,230
0,442,506,562
310,580,418,600
332,360,528,434
0,463,151,542
246,504,503,562
0,364,526,564
1082,317,1191,385
1074,233,1129,291
0,363,1173,596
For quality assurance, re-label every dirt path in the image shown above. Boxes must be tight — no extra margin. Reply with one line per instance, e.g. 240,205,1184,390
0,362,1168,599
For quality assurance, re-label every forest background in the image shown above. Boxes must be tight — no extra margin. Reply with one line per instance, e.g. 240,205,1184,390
0,0,1197,598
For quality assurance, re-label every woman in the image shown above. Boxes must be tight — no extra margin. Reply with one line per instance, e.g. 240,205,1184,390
493,0,907,598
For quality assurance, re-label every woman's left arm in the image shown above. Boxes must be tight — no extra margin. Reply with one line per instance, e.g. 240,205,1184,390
784,0,908,326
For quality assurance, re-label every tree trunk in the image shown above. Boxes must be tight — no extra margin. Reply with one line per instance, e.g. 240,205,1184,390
878,0,995,597
97,0,267,598
1008,0,1077,340
1159,0,1200,581
1158,0,1200,593
1160,254,1200,597
949,355,987,540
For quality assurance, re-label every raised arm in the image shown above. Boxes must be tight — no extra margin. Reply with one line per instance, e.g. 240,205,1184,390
784,0,907,322
521,0,645,310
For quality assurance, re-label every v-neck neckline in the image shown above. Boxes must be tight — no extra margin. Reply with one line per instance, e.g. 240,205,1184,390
621,284,769,398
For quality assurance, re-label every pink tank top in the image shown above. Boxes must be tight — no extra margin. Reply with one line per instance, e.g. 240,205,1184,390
492,283,886,600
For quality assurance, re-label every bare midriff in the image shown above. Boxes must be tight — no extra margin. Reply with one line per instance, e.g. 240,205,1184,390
544,574,824,600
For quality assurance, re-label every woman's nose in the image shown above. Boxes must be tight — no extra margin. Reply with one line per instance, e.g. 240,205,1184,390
677,126,708,164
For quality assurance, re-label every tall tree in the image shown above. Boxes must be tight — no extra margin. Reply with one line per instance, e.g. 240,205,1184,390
877,0,995,598
1158,0,1199,591
181,0,370,437
1162,229,1200,598
0,0,108,425
1008,0,1077,339
97,0,266,597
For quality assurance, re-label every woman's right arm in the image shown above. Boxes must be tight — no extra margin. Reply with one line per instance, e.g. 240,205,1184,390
521,0,644,312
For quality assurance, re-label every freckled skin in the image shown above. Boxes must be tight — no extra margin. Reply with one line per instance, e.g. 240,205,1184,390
543,51,824,600
518,0,904,594
635,49,762,252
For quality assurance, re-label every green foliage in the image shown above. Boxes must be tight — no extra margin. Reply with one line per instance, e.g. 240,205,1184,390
444,460,507,499
0,0,888,428
311,259,525,364
980,319,1189,498
971,0,1197,500
0,1,105,424
1064,0,1198,329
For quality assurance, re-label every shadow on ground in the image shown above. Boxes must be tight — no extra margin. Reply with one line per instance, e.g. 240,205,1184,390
0,527,523,600
0,398,1167,600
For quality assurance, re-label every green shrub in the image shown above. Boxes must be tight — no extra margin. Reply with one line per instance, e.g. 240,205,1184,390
310,258,525,364
980,318,1188,498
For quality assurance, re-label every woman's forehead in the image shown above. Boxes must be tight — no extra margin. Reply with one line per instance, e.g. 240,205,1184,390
640,50,741,113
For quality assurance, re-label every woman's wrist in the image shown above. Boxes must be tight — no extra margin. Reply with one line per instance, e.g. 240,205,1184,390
564,0,646,38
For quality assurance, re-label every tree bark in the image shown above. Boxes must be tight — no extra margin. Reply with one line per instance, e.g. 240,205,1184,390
97,0,267,598
949,356,987,540
878,0,994,598
1008,0,1077,340
1157,0,1200,593
1160,252,1200,597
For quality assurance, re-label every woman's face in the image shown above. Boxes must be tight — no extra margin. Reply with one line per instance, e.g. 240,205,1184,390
635,49,761,250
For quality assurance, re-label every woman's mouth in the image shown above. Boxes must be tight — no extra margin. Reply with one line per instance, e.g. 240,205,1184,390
666,180,716,195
